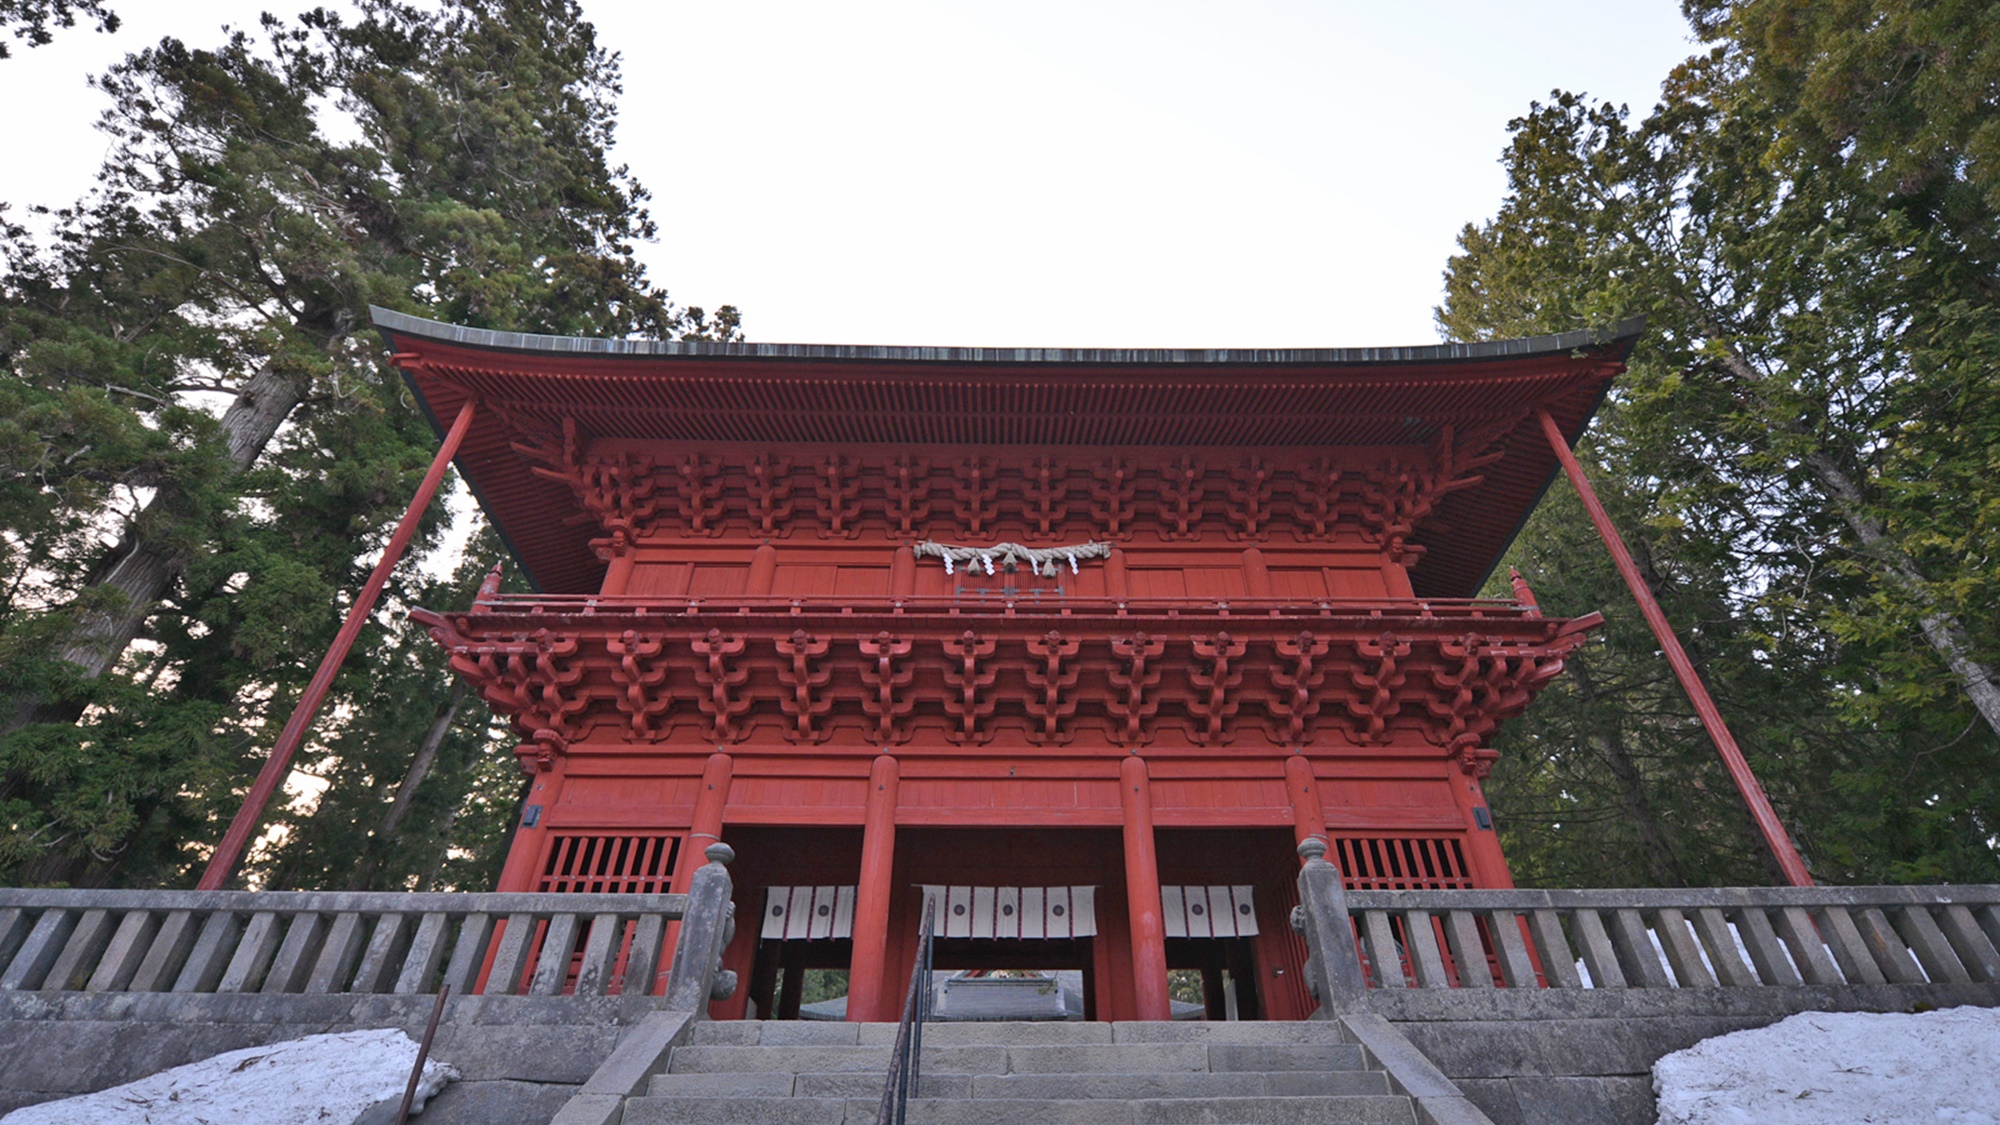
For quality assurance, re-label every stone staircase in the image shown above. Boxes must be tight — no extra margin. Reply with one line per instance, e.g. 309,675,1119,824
622,1020,1422,1124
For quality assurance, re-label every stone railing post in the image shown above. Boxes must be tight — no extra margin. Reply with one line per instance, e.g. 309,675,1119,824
1292,836,1365,1012
663,843,738,1014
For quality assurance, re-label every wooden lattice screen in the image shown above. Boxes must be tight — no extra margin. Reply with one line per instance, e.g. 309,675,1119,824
537,833,681,895
1331,836,1474,890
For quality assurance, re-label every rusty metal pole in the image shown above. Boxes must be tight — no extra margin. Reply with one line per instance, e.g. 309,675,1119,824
1535,407,1813,886
198,397,478,890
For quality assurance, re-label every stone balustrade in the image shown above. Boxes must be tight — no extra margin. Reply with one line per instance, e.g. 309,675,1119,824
0,888,685,998
1289,839,2000,1002
1341,885,2000,992
0,841,741,1005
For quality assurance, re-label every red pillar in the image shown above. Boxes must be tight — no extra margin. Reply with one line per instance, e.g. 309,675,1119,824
847,754,900,1022
1119,755,1172,1020
661,753,733,995
1450,763,1515,888
747,543,778,594
685,751,735,858
602,543,637,595
493,760,565,892
199,397,478,890
1536,407,1812,886
1282,755,1329,850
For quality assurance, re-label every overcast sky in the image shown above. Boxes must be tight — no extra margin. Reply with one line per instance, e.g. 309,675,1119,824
0,1,1696,347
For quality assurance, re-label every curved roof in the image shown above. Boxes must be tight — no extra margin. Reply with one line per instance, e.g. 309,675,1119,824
372,307,1641,596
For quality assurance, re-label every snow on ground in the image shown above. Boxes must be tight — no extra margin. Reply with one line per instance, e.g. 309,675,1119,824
0,1028,460,1125
1653,1006,2000,1124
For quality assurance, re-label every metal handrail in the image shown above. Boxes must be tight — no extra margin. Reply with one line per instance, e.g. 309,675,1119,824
877,894,938,1125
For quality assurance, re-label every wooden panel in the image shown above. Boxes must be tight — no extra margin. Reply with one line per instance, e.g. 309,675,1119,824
726,775,869,814
898,777,1121,812
1127,569,1186,598
559,777,699,814
1326,567,1391,597
626,562,691,597
912,566,953,597
1149,777,1289,813
1067,569,1108,597
1318,777,1461,812
833,566,889,595
1183,567,1248,598
688,564,748,595
770,565,834,596
1268,569,1327,598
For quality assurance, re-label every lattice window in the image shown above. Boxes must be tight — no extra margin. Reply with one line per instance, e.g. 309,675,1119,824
1332,836,1474,890
537,833,681,895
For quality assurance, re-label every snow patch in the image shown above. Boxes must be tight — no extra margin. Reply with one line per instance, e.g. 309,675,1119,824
1653,1006,2000,1124
1,1028,460,1125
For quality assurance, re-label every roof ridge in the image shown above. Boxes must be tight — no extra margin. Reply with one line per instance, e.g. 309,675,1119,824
369,306,1645,366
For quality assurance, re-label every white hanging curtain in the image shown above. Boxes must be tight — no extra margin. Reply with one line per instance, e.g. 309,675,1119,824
919,885,1099,939
760,885,857,940
1160,885,1259,938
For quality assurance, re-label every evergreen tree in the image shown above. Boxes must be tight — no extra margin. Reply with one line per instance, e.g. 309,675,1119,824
0,0,737,886
0,0,117,58
1443,3,2000,885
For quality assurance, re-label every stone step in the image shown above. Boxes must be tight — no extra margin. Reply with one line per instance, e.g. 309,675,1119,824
968,1069,1391,1099
667,1044,1000,1075
647,1071,975,1099
647,1068,1389,1101
668,1040,1370,1077
688,1020,1358,1049
622,1096,847,1125
624,1095,1418,1125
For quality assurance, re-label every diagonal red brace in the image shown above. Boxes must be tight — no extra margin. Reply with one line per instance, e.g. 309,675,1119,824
198,397,478,889
1536,407,1813,886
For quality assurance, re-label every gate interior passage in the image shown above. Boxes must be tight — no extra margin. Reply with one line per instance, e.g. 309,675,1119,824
377,308,1644,1022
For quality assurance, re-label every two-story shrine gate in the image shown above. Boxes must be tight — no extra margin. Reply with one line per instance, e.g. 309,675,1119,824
377,309,1636,1022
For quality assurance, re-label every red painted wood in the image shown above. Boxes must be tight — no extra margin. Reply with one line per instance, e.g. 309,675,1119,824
659,753,732,997
200,397,478,889
382,324,1659,1017
1536,408,1812,887
1284,755,1329,846
1119,757,1172,1020
845,755,900,1021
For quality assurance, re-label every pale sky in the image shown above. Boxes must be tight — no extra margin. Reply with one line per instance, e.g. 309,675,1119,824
0,1,1696,347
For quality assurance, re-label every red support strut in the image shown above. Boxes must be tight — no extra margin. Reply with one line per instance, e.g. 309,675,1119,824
198,397,479,890
1536,408,1812,886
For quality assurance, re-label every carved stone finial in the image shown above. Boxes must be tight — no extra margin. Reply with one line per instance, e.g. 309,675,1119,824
705,842,736,866
1297,836,1329,863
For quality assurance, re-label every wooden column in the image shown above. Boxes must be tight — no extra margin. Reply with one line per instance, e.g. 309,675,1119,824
602,541,638,595
1450,764,1515,888
199,397,477,889
1118,755,1172,1020
889,546,916,597
846,754,900,1021
1536,407,1812,886
660,753,733,994
748,544,778,594
687,752,734,855
1106,548,1130,600
493,762,564,892
1282,755,1329,849
1242,548,1273,598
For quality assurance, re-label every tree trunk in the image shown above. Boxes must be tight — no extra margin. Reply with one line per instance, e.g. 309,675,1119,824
352,682,468,890
1567,653,1687,886
1706,348,2000,740
6,362,305,734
